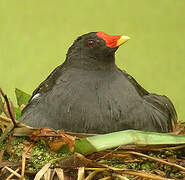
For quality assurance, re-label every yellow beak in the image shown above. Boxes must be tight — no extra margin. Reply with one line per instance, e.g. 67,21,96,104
116,36,130,47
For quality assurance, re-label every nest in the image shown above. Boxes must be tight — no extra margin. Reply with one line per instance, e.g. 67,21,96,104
0,89,185,180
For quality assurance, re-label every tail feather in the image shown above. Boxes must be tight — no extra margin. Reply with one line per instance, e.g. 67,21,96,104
143,94,177,132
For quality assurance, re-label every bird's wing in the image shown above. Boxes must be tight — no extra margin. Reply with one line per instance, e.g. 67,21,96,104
120,69,177,132
120,69,149,96
143,94,177,131
20,62,70,127
29,63,65,102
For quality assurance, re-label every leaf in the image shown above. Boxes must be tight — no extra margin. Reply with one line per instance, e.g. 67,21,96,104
48,129,76,152
58,130,76,152
55,153,104,169
75,130,185,155
15,88,31,106
14,107,22,120
30,127,76,152
48,133,76,152
30,127,60,140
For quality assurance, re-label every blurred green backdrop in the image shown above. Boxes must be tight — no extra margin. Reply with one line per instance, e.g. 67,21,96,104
0,0,184,121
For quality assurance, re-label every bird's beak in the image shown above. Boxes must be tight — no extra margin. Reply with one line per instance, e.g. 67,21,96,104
97,32,130,48
116,36,130,47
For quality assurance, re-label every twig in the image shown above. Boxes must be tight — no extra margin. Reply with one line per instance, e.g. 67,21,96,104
0,115,29,128
34,163,51,180
6,168,20,180
112,173,129,180
21,142,34,178
21,152,26,178
4,166,22,179
0,115,12,123
55,168,64,180
96,162,172,180
119,170,172,180
123,151,185,172
98,146,122,160
84,171,98,180
0,88,17,127
84,169,105,180
98,177,111,180
157,144,185,151
44,168,51,180
77,167,85,180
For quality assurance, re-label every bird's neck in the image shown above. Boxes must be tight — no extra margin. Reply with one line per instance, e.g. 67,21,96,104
65,54,117,71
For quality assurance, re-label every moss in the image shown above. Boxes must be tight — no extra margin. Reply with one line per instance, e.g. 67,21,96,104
1,136,185,179
1,135,73,171
28,140,55,170
28,140,72,171
0,137,8,150
7,136,27,162
165,150,175,156
98,152,185,179
98,158,140,170
56,145,73,158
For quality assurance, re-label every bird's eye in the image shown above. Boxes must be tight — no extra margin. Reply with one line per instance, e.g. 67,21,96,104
88,40,95,47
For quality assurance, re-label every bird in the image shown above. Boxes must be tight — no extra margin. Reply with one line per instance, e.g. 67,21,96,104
19,31,177,134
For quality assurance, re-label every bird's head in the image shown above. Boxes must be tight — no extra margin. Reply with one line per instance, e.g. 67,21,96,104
66,32,130,69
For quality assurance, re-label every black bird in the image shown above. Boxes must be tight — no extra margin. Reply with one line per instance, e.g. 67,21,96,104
20,32,177,133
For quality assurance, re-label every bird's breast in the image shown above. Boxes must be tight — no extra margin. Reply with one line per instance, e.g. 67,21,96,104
23,68,144,133
47,69,142,130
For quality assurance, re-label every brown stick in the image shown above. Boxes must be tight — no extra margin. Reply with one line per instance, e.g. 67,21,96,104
21,153,26,178
6,168,20,180
119,170,172,180
123,151,185,172
4,166,22,179
0,88,17,127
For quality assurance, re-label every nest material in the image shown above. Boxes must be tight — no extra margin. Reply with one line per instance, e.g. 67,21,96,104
0,125,185,180
0,89,185,180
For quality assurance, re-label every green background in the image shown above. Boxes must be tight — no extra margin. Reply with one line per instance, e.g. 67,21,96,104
0,0,184,121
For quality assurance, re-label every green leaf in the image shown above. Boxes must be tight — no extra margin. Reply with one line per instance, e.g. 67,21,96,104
15,107,22,120
75,130,185,154
15,88,31,106
12,127,185,155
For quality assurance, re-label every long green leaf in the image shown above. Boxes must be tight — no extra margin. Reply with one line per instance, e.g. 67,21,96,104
75,130,185,154
11,126,185,155
15,88,31,106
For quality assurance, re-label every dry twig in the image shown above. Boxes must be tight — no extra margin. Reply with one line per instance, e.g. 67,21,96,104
77,167,85,180
34,163,51,180
119,170,173,180
6,168,20,180
2,166,22,179
55,168,64,180
0,88,17,127
123,151,185,172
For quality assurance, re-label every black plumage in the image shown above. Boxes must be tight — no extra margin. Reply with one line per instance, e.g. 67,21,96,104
20,32,177,133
